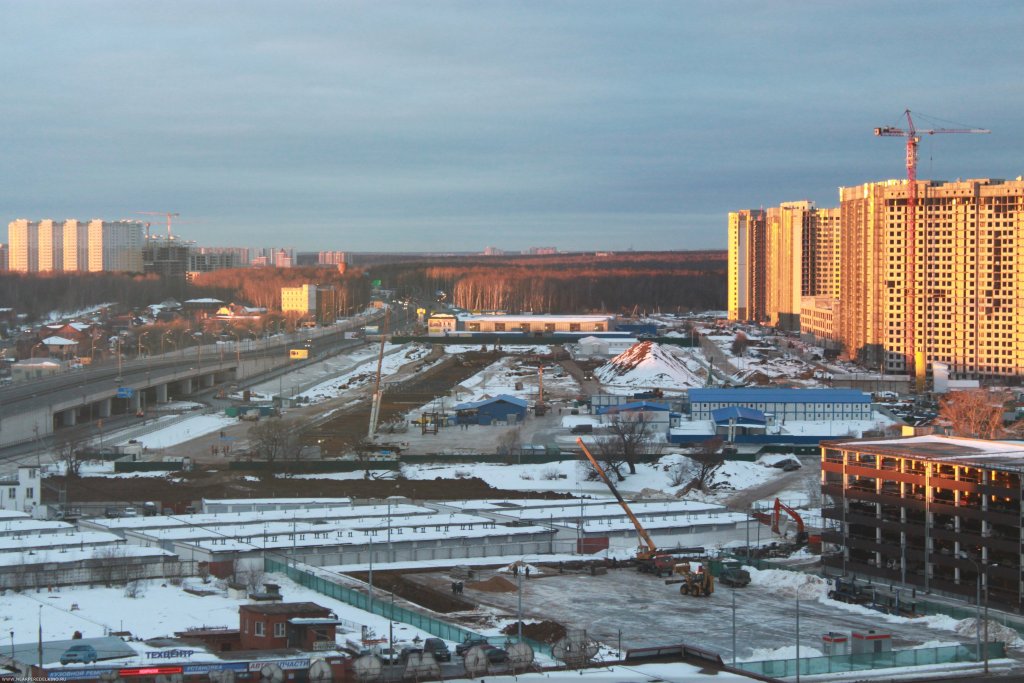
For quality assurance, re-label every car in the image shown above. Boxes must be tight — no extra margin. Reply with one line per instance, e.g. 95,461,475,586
718,567,751,588
374,645,401,664
422,638,451,662
60,644,97,665
399,645,423,662
455,636,489,657
781,461,802,472
481,645,509,664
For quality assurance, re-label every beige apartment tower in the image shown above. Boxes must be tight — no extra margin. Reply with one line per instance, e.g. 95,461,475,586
839,178,1024,379
727,209,766,322
87,220,145,272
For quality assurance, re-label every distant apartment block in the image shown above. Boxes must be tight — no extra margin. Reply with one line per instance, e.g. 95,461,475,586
318,251,347,266
188,248,246,274
8,219,39,272
37,219,63,272
730,176,1024,380
281,284,317,315
727,209,766,322
0,243,7,271
143,238,193,279
62,219,90,271
87,220,144,272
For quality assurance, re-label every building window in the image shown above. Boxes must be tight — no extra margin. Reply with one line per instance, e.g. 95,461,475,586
255,621,265,637
274,622,286,638
25,488,33,499
6,488,14,499
493,323,505,332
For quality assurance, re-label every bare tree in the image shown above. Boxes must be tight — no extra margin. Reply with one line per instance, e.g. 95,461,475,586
248,418,303,461
730,331,750,356
496,427,522,456
688,437,724,492
54,431,86,478
939,389,1011,439
594,413,659,477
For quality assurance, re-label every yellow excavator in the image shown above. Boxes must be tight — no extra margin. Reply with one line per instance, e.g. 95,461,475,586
576,438,675,576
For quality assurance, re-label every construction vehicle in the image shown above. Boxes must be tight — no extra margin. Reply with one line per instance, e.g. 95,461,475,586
664,561,714,597
576,438,675,576
718,566,751,588
827,576,870,605
753,498,809,545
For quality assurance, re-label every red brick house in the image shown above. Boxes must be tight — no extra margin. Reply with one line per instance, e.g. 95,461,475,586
239,602,337,650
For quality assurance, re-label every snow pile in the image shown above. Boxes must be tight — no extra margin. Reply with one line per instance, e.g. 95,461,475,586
594,341,703,391
741,645,824,662
955,618,1024,648
745,567,831,600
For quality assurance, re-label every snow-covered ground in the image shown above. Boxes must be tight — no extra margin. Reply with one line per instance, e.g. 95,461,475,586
117,413,236,449
594,341,705,393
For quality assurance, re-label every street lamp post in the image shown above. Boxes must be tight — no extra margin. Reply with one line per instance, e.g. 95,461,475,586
984,563,999,674
960,553,982,662
115,336,123,383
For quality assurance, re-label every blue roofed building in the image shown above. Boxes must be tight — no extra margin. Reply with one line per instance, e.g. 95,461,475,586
455,394,529,425
689,388,871,422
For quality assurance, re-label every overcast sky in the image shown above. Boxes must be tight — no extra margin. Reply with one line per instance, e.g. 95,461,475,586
1,1,1020,253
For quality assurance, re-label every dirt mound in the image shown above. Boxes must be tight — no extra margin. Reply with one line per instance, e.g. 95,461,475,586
467,575,517,593
501,620,567,644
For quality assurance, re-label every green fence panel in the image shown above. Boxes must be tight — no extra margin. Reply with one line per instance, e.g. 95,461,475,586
735,642,1004,677
265,558,552,655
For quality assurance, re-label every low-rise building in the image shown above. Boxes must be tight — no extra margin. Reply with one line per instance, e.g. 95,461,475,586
821,435,1024,610
689,388,872,422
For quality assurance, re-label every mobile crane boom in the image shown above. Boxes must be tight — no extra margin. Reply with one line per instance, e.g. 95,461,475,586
576,437,660,559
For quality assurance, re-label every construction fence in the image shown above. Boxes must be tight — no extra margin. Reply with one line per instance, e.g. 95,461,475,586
265,558,553,657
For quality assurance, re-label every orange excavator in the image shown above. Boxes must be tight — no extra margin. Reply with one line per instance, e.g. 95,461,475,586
753,498,809,545
576,438,675,576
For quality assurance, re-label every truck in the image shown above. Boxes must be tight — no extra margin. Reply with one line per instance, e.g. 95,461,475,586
576,438,676,577
827,576,870,605
289,348,310,360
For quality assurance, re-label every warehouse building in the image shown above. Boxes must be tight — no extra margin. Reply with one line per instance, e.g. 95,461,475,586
689,388,872,422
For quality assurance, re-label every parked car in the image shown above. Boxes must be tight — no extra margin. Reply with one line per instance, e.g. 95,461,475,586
374,645,401,664
60,644,97,665
455,636,489,657
422,637,451,662
399,645,423,662
481,645,509,664
718,567,752,588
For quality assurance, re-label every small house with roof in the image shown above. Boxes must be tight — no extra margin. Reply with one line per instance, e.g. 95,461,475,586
455,395,528,425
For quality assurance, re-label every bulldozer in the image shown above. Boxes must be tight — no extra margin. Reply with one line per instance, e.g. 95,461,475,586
665,561,714,597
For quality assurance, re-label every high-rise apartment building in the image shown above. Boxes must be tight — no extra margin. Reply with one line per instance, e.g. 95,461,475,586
62,219,90,272
87,220,145,272
765,202,811,330
37,220,63,272
727,209,766,322
8,219,39,272
838,178,1024,378
318,251,347,266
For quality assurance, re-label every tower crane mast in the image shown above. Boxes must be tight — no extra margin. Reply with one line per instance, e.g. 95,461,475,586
873,110,989,391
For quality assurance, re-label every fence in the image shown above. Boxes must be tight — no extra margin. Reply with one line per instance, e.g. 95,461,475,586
265,558,552,656
735,642,1004,677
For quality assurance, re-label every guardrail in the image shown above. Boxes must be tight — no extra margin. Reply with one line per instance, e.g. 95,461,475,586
734,642,1004,677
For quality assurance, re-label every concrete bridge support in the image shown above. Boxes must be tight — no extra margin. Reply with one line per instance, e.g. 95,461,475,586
97,398,112,419
156,383,168,403
60,408,77,427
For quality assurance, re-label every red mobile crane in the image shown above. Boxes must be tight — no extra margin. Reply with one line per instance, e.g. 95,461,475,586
576,438,674,575
873,111,989,392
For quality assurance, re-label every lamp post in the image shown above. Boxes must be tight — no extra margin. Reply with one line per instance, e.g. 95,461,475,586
114,336,123,383
984,563,999,674
795,598,801,683
959,553,982,662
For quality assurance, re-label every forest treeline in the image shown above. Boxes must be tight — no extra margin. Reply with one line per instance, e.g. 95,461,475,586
0,267,371,320
372,251,726,313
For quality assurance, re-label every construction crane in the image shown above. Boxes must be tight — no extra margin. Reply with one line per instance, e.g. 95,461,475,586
367,307,392,438
873,110,989,392
576,438,674,576
137,211,180,239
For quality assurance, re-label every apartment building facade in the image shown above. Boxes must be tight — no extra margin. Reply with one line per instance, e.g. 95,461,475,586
281,284,317,315
838,178,1024,379
821,435,1024,610
727,209,766,322
8,219,145,273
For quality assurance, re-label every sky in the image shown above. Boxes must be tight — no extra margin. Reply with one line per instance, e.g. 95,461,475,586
1,1,1021,253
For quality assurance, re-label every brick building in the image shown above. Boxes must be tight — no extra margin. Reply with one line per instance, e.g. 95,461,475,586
239,602,337,650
